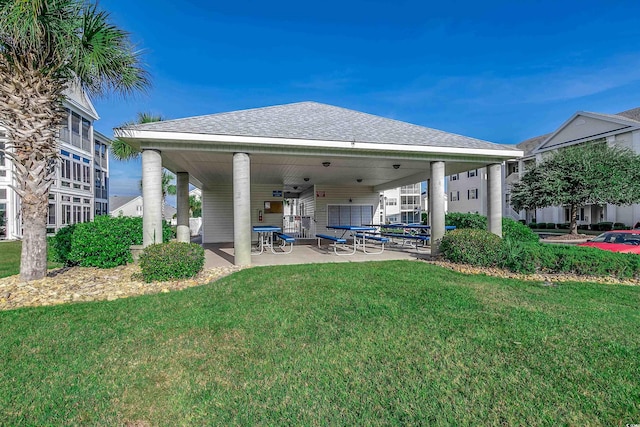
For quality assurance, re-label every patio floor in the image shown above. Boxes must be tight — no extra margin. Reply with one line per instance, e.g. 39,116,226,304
202,239,430,268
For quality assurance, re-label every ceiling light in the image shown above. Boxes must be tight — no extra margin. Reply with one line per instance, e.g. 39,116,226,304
356,178,363,183
304,177,310,182
293,186,298,190
393,164,400,169
322,161,331,167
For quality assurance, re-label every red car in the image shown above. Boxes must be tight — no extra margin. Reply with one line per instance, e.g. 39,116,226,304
578,230,640,254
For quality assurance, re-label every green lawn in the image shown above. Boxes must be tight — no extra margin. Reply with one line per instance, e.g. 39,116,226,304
0,240,62,278
1,261,639,425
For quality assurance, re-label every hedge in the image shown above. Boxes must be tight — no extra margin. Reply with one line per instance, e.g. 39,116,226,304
64,216,174,268
440,228,640,279
139,242,205,282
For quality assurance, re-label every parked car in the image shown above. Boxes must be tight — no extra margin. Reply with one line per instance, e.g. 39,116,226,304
578,230,640,254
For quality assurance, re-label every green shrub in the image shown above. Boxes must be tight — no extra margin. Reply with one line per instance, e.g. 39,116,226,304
440,229,502,266
445,213,538,243
497,240,546,274
527,222,538,229
613,222,628,230
545,223,556,229
445,212,487,229
139,242,205,282
594,222,614,231
557,223,570,229
540,245,640,279
502,218,539,243
49,224,77,265
68,216,174,268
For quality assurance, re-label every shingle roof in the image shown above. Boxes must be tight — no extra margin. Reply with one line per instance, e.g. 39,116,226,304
615,107,640,123
128,101,518,151
109,195,138,212
516,133,552,156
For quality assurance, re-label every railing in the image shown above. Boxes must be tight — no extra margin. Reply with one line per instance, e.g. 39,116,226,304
505,172,521,185
504,206,521,221
400,204,421,211
282,215,315,238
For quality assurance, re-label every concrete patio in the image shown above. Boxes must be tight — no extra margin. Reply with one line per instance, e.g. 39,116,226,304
202,238,428,268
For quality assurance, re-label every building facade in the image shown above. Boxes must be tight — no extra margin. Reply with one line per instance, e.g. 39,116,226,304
445,107,640,228
0,86,109,240
381,182,423,224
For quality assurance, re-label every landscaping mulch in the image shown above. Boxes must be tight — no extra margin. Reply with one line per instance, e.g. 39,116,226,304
0,264,242,311
2,257,638,312
429,259,640,286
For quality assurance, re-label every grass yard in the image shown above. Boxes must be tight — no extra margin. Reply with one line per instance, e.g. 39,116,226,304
0,240,62,278
1,261,639,425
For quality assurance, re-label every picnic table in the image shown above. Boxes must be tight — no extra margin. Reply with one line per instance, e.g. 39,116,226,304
252,225,296,255
317,225,381,255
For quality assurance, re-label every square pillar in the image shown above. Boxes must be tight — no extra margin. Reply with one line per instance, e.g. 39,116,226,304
142,149,163,246
430,161,445,255
176,172,190,242
233,153,251,266
487,163,503,237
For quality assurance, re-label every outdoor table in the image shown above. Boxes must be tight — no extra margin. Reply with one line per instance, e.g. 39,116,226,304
252,225,282,255
326,225,377,255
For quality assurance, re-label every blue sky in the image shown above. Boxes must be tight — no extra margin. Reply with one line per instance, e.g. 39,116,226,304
94,0,640,197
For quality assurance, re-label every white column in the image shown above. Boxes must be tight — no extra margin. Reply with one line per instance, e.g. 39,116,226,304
142,149,163,246
176,172,190,243
430,161,445,255
233,153,251,266
487,163,503,237
427,178,432,226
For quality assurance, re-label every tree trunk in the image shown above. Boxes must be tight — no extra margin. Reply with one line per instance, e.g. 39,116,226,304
20,194,49,281
569,203,578,235
0,63,64,281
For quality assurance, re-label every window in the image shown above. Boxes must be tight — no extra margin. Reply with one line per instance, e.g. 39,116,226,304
83,206,91,223
327,205,374,227
467,169,477,178
468,189,478,200
386,198,397,206
62,159,71,179
71,112,81,135
62,204,71,225
48,204,56,225
450,191,459,202
451,174,459,181
0,189,5,199
0,142,5,166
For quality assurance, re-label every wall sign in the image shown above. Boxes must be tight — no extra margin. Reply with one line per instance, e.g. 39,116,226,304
272,190,283,197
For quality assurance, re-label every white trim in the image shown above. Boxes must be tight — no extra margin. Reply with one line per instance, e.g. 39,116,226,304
116,129,523,159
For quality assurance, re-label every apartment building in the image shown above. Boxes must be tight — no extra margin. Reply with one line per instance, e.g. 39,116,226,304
380,182,423,224
0,85,109,239
446,107,640,227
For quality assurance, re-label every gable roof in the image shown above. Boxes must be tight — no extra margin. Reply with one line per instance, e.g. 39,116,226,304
129,101,517,152
521,106,640,156
109,195,139,212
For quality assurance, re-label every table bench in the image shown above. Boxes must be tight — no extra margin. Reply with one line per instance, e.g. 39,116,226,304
381,232,430,252
316,233,353,255
354,233,389,254
274,232,295,254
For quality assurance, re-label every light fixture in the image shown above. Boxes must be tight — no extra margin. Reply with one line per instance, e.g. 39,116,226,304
356,178,363,183
349,198,353,203
322,161,331,167
303,177,310,182
293,186,298,190
393,164,400,169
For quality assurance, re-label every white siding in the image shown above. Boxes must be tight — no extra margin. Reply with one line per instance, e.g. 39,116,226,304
203,184,306,243
202,184,233,243
314,185,381,234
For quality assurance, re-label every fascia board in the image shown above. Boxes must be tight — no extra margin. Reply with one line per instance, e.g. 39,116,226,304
116,129,523,160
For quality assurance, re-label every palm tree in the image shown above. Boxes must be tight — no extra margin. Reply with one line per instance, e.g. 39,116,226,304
111,112,164,161
138,171,176,220
0,0,149,281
